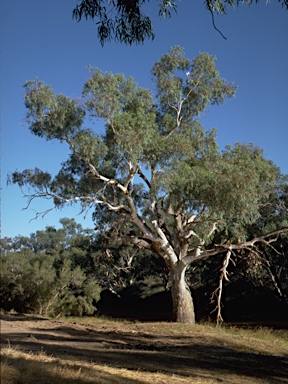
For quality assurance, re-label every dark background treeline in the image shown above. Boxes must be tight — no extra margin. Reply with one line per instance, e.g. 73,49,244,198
1,218,287,324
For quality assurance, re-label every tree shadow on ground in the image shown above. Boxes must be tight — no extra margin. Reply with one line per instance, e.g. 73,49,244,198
1,313,48,322
2,354,146,384
2,320,287,384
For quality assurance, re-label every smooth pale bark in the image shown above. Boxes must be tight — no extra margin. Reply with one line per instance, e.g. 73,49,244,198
170,264,195,324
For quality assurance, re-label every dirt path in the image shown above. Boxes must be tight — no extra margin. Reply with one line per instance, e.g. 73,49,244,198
1,314,288,384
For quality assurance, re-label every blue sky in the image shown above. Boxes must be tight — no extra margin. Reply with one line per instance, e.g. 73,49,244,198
1,0,287,238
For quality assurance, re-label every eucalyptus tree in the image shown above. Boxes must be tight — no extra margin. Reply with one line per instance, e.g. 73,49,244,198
11,46,288,323
0,219,101,316
72,0,288,45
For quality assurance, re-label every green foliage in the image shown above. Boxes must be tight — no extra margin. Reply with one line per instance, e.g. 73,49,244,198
0,251,56,313
12,46,286,255
207,0,288,14
51,258,101,317
73,0,156,45
23,79,85,142
72,0,288,45
152,48,236,118
0,219,101,317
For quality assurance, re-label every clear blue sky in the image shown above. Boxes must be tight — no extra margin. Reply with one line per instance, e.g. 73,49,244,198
1,0,287,238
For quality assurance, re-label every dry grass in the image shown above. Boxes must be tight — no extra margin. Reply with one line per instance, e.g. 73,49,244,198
1,346,214,384
1,315,288,384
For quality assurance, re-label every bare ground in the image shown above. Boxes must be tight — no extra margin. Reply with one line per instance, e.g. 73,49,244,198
1,314,288,384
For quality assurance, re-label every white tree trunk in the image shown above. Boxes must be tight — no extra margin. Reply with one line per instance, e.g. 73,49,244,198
170,264,195,324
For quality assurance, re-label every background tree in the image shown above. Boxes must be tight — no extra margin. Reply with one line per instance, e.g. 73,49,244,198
0,219,101,317
72,0,288,45
10,46,288,323
238,175,288,305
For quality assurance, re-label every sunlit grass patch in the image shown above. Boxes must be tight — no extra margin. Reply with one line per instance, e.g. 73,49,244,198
214,323,287,355
59,314,130,325
1,346,215,384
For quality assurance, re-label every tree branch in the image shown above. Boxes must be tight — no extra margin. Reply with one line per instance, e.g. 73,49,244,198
211,249,233,326
137,167,151,189
207,3,227,40
184,227,288,264
257,251,288,301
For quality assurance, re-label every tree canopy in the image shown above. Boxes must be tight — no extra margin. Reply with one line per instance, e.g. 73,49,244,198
0,219,101,317
72,0,288,45
10,46,288,323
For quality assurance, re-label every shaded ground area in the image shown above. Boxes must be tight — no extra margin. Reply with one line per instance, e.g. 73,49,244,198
1,314,288,384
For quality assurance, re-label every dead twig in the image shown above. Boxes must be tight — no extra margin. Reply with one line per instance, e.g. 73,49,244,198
211,249,234,326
